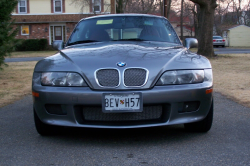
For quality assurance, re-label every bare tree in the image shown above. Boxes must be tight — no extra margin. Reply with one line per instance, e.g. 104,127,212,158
180,0,184,40
71,0,111,14
189,0,218,57
186,3,198,38
213,0,250,35
165,0,172,18
214,0,234,35
124,0,160,14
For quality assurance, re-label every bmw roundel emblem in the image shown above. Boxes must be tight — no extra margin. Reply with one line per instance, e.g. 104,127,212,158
117,62,126,67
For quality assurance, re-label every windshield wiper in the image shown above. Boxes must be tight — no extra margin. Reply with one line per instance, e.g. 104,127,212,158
67,40,99,46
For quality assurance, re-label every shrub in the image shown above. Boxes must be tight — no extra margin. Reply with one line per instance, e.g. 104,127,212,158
15,39,48,51
39,39,48,50
0,0,18,70
14,39,26,51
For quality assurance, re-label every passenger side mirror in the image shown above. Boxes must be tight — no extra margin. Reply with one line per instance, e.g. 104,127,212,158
52,40,64,51
184,38,198,49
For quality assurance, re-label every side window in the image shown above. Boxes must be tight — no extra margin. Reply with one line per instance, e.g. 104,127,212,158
54,0,62,13
18,0,27,13
21,25,29,35
93,0,101,12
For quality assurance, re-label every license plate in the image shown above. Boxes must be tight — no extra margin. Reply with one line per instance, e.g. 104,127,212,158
102,93,143,113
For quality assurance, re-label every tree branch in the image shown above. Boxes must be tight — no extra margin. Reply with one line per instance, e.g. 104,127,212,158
189,0,207,7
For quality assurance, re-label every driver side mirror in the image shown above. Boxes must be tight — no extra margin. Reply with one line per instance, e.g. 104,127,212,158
52,40,64,51
184,38,198,49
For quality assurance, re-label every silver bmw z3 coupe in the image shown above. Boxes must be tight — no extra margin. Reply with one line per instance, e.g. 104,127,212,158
32,14,213,135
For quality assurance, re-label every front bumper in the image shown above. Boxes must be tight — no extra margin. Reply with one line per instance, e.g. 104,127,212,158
32,82,213,129
213,42,225,46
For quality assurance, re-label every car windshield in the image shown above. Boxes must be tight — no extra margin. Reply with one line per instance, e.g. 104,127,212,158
213,36,223,39
67,16,181,46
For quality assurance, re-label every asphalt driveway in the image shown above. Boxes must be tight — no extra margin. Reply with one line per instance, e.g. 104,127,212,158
0,92,250,165
214,47,250,54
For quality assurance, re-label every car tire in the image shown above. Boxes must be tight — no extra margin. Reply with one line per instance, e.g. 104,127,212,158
184,100,213,132
34,109,56,136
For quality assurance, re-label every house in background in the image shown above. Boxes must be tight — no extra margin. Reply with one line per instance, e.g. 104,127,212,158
167,13,194,38
175,24,195,37
12,0,116,45
223,25,250,47
148,12,195,38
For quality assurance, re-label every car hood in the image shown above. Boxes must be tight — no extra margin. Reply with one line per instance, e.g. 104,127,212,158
35,41,211,90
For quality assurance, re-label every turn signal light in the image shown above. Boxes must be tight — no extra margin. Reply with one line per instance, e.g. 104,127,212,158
32,91,39,97
206,88,213,94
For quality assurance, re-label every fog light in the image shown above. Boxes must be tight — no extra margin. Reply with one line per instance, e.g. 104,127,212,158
45,104,67,115
178,101,200,113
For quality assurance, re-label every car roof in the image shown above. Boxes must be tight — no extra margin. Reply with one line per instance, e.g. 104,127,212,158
80,14,165,22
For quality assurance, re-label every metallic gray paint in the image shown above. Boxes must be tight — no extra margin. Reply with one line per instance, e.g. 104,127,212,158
32,15,213,129
52,40,64,51
184,38,198,49
35,41,211,90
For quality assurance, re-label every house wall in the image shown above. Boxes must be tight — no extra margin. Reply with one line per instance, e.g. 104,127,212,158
174,26,193,37
13,0,111,14
66,22,77,40
65,0,89,13
228,25,250,47
12,0,113,46
103,0,111,13
30,0,51,14
15,23,50,42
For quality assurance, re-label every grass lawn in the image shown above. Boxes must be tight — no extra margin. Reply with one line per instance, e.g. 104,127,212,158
0,62,37,107
209,54,250,108
0,53,250,108
10,51,58,58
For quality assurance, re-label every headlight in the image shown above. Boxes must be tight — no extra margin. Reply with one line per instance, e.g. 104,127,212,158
204,69,213,83
41,72,88,86
156,70,205,85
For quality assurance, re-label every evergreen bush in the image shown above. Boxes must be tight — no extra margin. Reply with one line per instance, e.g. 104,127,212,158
15,39,48,51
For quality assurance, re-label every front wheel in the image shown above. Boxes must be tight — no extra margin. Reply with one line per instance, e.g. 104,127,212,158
184,100,213,132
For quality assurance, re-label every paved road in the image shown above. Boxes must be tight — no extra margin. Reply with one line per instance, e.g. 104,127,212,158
214,48,250,54
4,48,250,63
0,92,250,165
4,57,45,62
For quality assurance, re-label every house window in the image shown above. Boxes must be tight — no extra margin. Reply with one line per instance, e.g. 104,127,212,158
18,0,27,13
21,25,29,35
54,0,62,13
93,0,101,12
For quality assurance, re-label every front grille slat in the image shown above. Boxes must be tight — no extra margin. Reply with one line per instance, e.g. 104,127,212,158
95,68,148,87
83,105,162,121
124,68,147,87
96,69,119,87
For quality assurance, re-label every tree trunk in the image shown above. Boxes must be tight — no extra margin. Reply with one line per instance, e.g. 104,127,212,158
189,0,217,57
180,0,184,41
116,0,123,13
197,4,215,57
166,0,172,19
